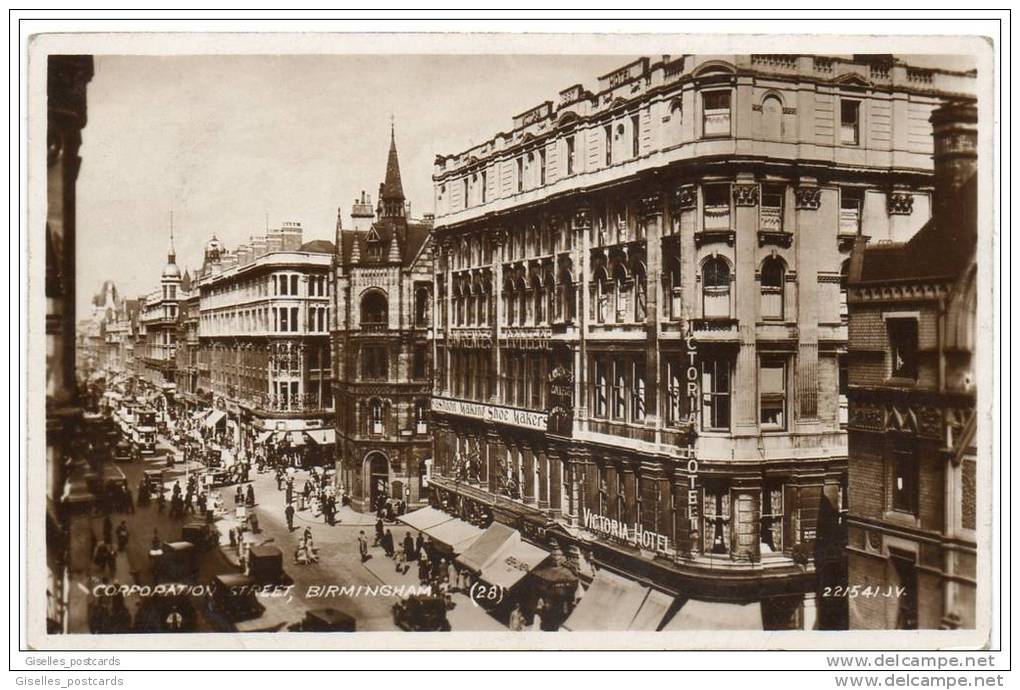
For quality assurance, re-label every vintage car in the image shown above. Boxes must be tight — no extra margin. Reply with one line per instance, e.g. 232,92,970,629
112,441,135,464
392,594,451,632
247,545,284,585
206,573,265,627
181,519,219,551
154,541,197,583
288,608,356,632
132,583,200,633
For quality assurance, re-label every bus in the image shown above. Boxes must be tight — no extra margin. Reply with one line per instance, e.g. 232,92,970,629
133,407,158,455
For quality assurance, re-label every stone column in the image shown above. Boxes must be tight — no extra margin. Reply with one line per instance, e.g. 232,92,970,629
733,177,760,433
795,182,822,423
573,207,592,419
640,191,663,430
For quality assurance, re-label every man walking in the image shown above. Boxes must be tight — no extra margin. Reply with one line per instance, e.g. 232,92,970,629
357,530,369,563
115,520,130,553
285,502,295,532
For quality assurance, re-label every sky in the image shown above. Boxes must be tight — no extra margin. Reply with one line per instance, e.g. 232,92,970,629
75,53,629,313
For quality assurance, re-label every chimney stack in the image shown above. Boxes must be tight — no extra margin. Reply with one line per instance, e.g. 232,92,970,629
930,99,978,222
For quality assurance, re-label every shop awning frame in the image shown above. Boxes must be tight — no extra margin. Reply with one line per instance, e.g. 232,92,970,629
203,410,226,428
421,518,484,555
397,506,455,532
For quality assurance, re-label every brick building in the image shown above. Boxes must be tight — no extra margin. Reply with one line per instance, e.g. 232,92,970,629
846,99,978,630
332,128,434,511
428,54,975,630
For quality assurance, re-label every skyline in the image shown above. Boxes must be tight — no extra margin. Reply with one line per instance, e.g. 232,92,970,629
74,53,630,313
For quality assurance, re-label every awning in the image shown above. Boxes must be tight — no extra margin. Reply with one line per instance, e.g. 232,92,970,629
204,410,226,428
422,519,485,554
305,429,336,445
629,588,675,631
455,522,516,573
288,431,306,446
478,539,550,591
660,599,763,631
561,569,651,631
397,506,454,532
255,431,273,444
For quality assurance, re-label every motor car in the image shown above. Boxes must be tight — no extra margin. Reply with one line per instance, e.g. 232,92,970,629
392,594,451,632
154,541,197,583
288,608,356,632
181,520,218,551
206,573,265,628
112,441,135,463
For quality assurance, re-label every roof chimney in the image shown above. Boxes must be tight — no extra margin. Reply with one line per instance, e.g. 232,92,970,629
930,99,977,222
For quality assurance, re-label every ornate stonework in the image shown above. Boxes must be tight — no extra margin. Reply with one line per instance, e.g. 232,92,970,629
794,186,822,210
639,193,662,218
671,185,697,210
886,192,915,216
732,184,759,207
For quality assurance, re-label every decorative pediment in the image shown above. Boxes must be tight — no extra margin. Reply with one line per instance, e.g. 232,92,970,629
831,73,872,90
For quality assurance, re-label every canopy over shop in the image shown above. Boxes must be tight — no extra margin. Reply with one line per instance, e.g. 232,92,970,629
561,568,675,632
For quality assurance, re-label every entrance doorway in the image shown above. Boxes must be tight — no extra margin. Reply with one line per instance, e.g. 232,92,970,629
366,451,389,511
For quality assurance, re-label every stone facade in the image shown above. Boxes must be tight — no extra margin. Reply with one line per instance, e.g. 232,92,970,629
429,54,975,629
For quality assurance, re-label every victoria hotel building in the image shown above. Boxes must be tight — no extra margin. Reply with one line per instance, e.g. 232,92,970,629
428,54,975,629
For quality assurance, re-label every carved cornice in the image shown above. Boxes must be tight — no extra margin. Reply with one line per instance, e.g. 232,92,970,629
849,282,950,303
639,193,663,218
573,207,592,230
671,185,697,211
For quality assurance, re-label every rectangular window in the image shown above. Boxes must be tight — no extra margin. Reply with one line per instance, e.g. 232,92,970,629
703,183,731,231
760,184,784,231
887,317,919,380
702,90,731,137
840,189,863,235
278,275,287,296
604,125,613,166
759,359,787,430
566,136,575,175
631,114,640,158
279,308,288,332
840,99,860,145
701,358,731,431
612,362,627,420
539,149,546,186
463,178,469,208
838,354,849,426
631,361,646,422
516,157,524,193
415,400,428,434
481,170,487,203
892,441,919,515
290,275,299,295
594,359,608,417
290,307,299,332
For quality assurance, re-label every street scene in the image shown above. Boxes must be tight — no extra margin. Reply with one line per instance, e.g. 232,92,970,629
43,47,983,639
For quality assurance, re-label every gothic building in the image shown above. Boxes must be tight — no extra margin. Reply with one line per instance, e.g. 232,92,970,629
332,128,434,511
428,54,976,630
846,99,978,630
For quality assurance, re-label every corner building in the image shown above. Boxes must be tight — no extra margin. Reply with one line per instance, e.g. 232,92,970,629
429,54,975,630
332,130,434,512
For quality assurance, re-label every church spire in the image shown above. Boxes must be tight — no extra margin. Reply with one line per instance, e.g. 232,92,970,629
380,120,405,218
168,209,176,263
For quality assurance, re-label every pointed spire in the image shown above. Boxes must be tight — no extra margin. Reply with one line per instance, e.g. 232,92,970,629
380,121,405,207
168,209,176,262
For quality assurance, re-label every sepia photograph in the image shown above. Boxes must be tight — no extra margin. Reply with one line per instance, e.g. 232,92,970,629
21,19,1001,670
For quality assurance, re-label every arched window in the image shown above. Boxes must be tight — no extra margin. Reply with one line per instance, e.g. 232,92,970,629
517,278,528,325
613,263,631,323
532,272,545,325
504,277,516,326
669,98,684,139
557,265,576,323
634,261,647,322
414,286,429,326
760,257,785,320
544,266,556,324
702,257,731,318
762,95,783,140
360,290,388,327
591,266,609,324
465,282,476,326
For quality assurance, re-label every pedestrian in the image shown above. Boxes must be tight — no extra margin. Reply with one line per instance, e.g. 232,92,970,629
234,485,243,506
357,530,369,563
102,515,113,545
150,528,161,552
184,489,195,515
115,520,129,553
439,557,451,586
417,551,430,585
382,529,395,558
285,503,295,532
93,539,112,577
156,486,165,513
374,517,384,547
403,531,415,563
509,604,526,632
246,484,255,508
172,480,181,500
276,469,283,491
415,533,424,561
285,483,293,506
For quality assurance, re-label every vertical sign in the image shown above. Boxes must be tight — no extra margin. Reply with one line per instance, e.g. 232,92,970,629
684,323,700,547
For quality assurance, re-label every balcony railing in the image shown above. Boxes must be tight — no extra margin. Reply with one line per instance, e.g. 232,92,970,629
359,321,389,333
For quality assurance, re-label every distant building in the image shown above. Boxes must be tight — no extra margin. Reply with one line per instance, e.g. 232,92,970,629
428,54,976,630
846,99,978,630
138,229,183,398
332,127,434,511
194,224,335,449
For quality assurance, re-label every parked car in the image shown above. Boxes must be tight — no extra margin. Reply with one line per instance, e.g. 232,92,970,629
392,594,451,632
289,608,356,632
154,541,197,583
181,520,218,551
206,574,265,627
112,441,135,463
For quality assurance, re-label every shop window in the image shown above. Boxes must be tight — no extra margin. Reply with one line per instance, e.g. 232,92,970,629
887,317,919,380
759,358,787,430
701,358,731,431
701,257,731,319
890,551,919,630
761,484,784,553
840,99,860,145
891,438,919,515
702,90,731,137
760,257,785,320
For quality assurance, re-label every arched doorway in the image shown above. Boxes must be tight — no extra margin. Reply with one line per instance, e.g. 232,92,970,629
365,451,389,511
